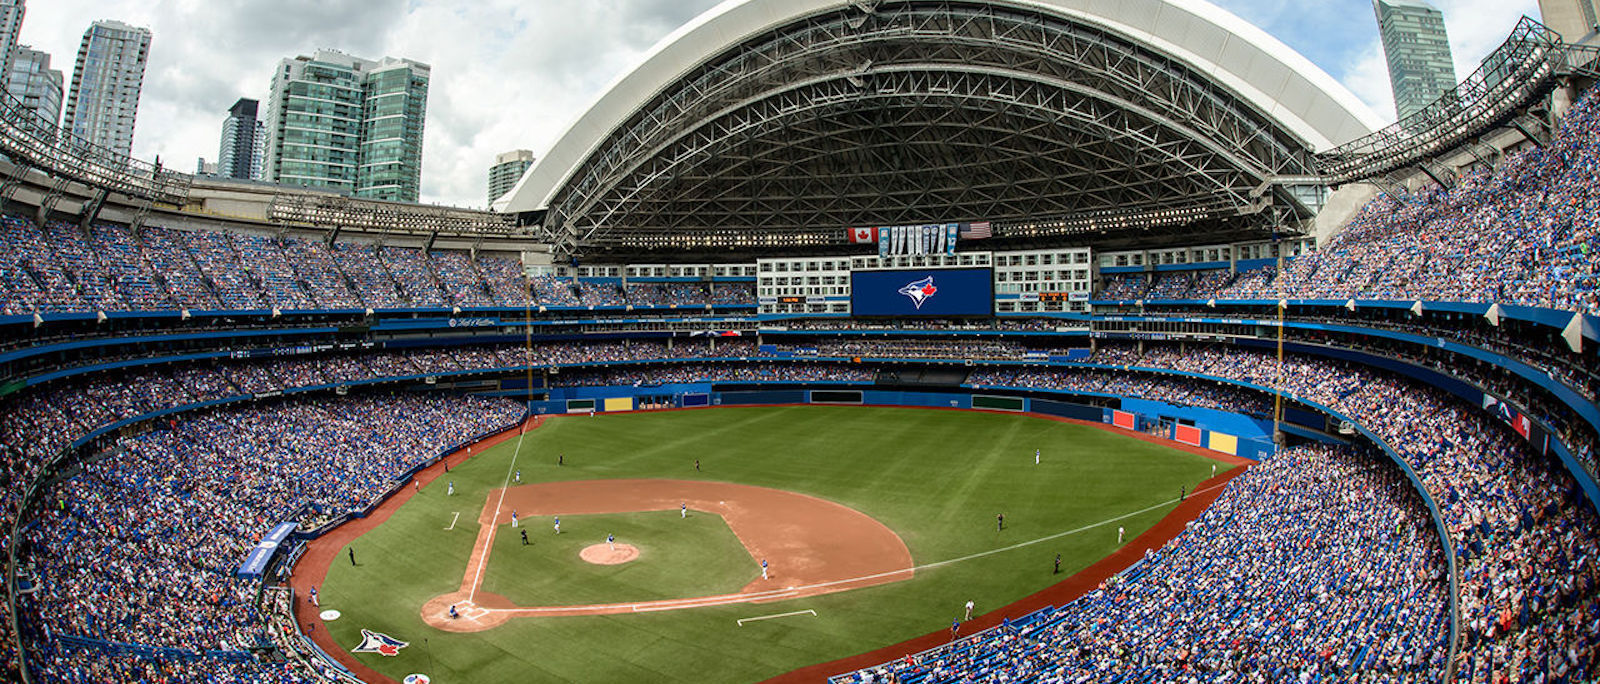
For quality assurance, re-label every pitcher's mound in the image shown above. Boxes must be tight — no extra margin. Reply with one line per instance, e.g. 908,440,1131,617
580,543,639,565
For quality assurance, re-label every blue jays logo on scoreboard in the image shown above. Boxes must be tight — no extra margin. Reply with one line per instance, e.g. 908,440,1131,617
897,276,938,310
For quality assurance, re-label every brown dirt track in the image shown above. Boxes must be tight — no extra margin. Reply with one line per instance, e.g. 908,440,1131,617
288,407,1252,684
419,478,916,631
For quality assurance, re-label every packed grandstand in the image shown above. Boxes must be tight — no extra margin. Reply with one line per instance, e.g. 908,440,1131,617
3,1,1600,683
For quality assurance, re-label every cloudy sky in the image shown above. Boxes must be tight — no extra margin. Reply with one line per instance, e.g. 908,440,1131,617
18,0,1539,209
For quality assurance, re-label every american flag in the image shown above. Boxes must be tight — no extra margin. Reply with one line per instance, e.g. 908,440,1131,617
959,221,991,239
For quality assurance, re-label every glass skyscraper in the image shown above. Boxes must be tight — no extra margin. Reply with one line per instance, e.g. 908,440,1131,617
0,0,22,81
264,50,430,202
62,20,151,158
218,98,265,180
5,46,61,130
488,149,536,206
1373,0,1458,122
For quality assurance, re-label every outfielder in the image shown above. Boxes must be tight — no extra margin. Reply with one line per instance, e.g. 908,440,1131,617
554,516,561,534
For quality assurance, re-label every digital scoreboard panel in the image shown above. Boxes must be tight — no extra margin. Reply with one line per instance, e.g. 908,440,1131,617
849,268,994,317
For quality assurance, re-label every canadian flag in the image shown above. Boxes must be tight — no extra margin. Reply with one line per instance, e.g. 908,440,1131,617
848,227,878,244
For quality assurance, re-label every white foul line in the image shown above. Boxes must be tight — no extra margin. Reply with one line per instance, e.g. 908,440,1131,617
737,609,817,626
445,511,460,530
469,419,530,602
479,478,1234,617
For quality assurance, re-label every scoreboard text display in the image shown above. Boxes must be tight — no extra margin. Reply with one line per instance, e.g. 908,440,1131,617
850,268,993,317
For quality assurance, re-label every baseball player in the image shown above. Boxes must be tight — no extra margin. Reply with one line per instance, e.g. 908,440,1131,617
1054,553,1061,574
951,619,960,640
308,587,318,607
1118,526,1125,544
681,502,687,518
511,510,518,528
997,513,1005,531
448,605,459,620
1035,448,1040,465
1211,464,1217,478
515,469,522,483
761,559,769,580
520,529,529,545
607,533,615,550
964,600,974,621
447,481,454,496
554,516,561,534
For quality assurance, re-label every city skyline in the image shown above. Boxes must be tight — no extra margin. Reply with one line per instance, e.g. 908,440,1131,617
14,0,1543,208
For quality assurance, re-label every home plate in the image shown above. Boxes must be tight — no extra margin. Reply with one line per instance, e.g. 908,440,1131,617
320,610,342,621
736,609,817,626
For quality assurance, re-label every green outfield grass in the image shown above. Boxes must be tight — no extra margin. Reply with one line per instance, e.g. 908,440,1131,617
480,510,757,605
317,405,1228,683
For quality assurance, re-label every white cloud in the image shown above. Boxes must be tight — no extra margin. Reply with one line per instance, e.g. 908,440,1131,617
12,0,1547,206
1329,0,1539,124
19,0,717,208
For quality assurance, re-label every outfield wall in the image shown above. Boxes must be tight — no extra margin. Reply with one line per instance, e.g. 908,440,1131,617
527,385,1278,460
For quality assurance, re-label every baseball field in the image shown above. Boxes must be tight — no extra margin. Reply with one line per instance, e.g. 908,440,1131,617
303,405,1230,682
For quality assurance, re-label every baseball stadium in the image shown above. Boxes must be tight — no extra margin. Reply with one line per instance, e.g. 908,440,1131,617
2,0,1599,682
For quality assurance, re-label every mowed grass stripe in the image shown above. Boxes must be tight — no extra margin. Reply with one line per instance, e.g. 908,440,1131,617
319,406,1226,683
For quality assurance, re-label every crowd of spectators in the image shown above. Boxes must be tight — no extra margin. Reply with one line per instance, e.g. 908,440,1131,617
1106,89,1600,315
968,366,1273,416
1062,343,1600,680
838,444,1452,682
3,330,1597,679
0,220,759,315
16,393,522,681
552,363,875,386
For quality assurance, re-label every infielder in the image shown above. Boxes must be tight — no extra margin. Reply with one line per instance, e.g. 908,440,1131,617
511,510,518,528
681,502,687,518
761,559,769,580
515,469,522,483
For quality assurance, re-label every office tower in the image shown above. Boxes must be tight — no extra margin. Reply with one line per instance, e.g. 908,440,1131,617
5,45,61,129
196,157,217,175
0,0,21,80
217,98,265,180
1373,0,1458,121
1538,0,1600,40
263,49,430,202
62,20,151,157
488,149,535,205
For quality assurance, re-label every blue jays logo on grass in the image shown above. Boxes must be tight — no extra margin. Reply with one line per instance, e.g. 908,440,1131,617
898,276,938,310
404,675,432,684
352,629,409,656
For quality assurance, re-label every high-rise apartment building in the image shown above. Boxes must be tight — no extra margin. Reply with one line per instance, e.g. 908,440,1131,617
263,50,430,202
1373,0,1458,122
1538,0,1600,41
218,98,265,180
488,149,535,205
5,45,61,129
62,20,151,157
0,0,22,81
